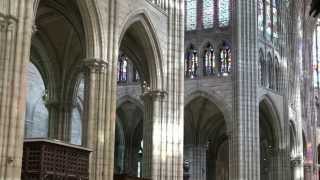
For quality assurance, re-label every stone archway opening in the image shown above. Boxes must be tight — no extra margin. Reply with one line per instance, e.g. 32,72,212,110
259,99,280,180
114,101,143,177
184,96,228,180
30,0,87,141
115,15,163,179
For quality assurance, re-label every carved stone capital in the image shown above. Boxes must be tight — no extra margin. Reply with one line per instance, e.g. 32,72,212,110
290,157,303,167
82,58,108,74
0,14,17,31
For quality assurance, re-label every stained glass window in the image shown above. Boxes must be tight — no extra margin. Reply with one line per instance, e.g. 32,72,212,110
258,0,264,33
203,0,214,29
133,67,140,82
185,46,198,79
203,44,216,76
265,0,272,40
220,42,231,76
118,55,128,83
218,0,230,27
313,23,320,88
272,0,278,40
186,0,197,31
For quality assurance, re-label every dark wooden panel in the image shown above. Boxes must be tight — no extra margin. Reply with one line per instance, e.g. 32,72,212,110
22,139,91,180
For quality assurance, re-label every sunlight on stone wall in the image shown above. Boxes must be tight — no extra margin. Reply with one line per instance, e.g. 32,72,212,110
25,63,48,138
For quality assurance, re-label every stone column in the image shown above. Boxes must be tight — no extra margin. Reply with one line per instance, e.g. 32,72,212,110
291,157,303,180
46,100,72,141
82,58,114,180
0,1,34,179
141,89,167,179
46,100,60,139
229,0,260,179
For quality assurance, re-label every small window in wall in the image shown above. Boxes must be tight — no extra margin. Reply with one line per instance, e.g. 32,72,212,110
25,63,48,138
186,0,197,31
219,42,231,76
118,55,128,83
203,44,216,76
133,67,140,82
218,0,230,27
185,46,198,79
203,0,214,29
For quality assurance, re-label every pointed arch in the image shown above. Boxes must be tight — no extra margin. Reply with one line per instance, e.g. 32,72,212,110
185,44,198,79
185,90,232,132
259,95,282,147
118,11,164,90
202,42,216,76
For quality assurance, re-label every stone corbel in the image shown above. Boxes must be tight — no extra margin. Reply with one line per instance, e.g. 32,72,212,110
140,81,168,101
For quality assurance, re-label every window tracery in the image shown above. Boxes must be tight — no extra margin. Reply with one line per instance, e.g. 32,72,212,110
118,55,128,83
219,43,231,76
203,0,214,29
265,0,272,40
186,0,197,31
218,0,230,27
203,44,216,76
258,0,264,33
272,0,278,41
185,46,198,79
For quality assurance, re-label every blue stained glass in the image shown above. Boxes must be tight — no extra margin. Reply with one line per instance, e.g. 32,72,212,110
186,0,197,31
203,0,214,29
272,0,278,40
265,0,272,40
258,0,264,33
218,0,230,27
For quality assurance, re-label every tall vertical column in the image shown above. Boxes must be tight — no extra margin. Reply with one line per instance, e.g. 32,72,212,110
0,1,34,179
142,90,167,179
82,58,114,180
229,0,260,180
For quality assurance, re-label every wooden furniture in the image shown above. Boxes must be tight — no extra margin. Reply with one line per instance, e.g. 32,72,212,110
22,138,91,180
